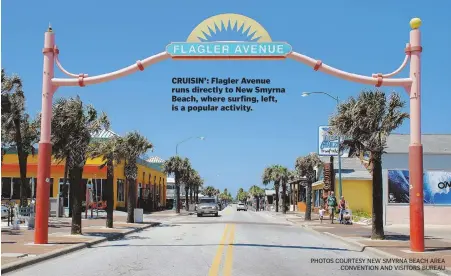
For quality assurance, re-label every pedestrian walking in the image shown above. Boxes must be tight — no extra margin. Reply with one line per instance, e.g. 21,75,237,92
327,192,338,224
319,207,325,223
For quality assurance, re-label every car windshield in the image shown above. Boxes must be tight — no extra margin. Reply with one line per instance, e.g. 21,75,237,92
199,198,216,204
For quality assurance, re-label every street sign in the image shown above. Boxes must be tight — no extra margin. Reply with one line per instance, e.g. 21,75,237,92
318,126,351,157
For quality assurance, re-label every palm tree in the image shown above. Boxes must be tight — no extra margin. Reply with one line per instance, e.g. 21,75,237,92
236,188,244,201
262,165,286,212
88,134,122,228
182,166,196,211
1,69,40,206
194,176,203,203
203,186,216,197
249,185,265,211
236,188,248,203
278,167,290,214
117,132,153,223
51,96,109,234
162,156,191,213
329,90,409,239
295,153,323,221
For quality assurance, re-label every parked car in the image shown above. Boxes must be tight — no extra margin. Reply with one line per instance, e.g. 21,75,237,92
237,202,247,211
196,197,219,217
1,205,9,219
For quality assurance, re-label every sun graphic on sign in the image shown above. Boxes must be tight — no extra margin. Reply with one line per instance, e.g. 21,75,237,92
186,13,272,43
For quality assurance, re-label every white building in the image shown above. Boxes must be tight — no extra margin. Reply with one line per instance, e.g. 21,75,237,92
166,177,186,202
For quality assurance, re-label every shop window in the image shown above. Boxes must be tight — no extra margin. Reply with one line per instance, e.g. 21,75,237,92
1,178,12,199
12,178,23,199
117,179,125,202
101,179,107,200
314,190,320,207
93,179,106,201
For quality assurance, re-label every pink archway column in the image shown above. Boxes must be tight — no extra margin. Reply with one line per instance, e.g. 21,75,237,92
35,19,424,253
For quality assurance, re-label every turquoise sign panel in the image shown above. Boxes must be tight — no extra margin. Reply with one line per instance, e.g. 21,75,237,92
166,42,292,56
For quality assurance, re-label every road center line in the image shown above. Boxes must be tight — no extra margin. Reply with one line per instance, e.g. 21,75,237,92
208,224,230,276
223,224,236,276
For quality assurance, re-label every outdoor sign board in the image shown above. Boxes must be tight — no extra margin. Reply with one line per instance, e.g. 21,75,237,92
165,13,292,59
388,170,451,205
318,126,351,157
166,42,292,58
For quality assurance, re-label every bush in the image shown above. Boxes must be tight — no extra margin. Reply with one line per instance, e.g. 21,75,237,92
353,209,371,220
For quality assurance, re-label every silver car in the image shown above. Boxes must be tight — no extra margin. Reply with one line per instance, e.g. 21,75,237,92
196,197,219,217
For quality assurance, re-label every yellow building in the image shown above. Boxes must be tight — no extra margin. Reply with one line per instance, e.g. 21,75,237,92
1,130,166,212
312,157,373,214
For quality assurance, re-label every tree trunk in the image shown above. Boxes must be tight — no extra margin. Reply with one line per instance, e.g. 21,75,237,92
189,186,193,204
62,163,71,217
194,187,198,202
13,117,27,207
256,196,260,211
371,156,385,239
105,162,114,228
305,180,312,221
18,152,28,207
274,182,280,212
185,185,189,211
175,184,181,214
126,178,135,223
69,166,83,234
282,183,287,214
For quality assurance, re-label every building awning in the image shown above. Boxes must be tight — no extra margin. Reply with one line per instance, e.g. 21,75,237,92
147,156,164,163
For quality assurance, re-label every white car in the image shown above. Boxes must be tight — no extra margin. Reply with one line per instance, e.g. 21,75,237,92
237,203,247,211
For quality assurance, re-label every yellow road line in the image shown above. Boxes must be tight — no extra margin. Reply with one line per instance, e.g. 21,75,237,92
223,224,236,276
208,224,230,276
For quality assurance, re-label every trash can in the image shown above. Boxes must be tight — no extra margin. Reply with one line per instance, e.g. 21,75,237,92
134,208,143,223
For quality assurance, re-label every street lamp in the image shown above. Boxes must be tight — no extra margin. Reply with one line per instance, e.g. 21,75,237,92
302,91,343,200
173,136,205,210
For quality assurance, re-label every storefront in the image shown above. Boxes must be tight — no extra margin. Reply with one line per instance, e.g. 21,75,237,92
313,157,373,214
1,132,166,212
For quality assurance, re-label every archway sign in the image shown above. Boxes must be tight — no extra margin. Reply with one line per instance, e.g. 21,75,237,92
36,14,424,251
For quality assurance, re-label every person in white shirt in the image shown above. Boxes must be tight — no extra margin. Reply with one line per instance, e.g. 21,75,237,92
319,207,325,223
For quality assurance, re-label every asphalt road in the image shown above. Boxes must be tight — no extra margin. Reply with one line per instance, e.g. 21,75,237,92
7,205,421,276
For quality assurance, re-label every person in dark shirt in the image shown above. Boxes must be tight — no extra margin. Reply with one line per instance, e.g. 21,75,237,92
327,192,337,223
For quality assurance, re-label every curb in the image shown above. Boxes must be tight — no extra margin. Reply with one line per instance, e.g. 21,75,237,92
1,222,160,274
298,224,451,276
177,212,194,216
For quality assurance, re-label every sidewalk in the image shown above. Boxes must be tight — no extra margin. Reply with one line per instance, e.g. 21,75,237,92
283,213,451,276
1,215,160,273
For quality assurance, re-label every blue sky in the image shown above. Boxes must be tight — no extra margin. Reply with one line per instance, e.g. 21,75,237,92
2,1,451,197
